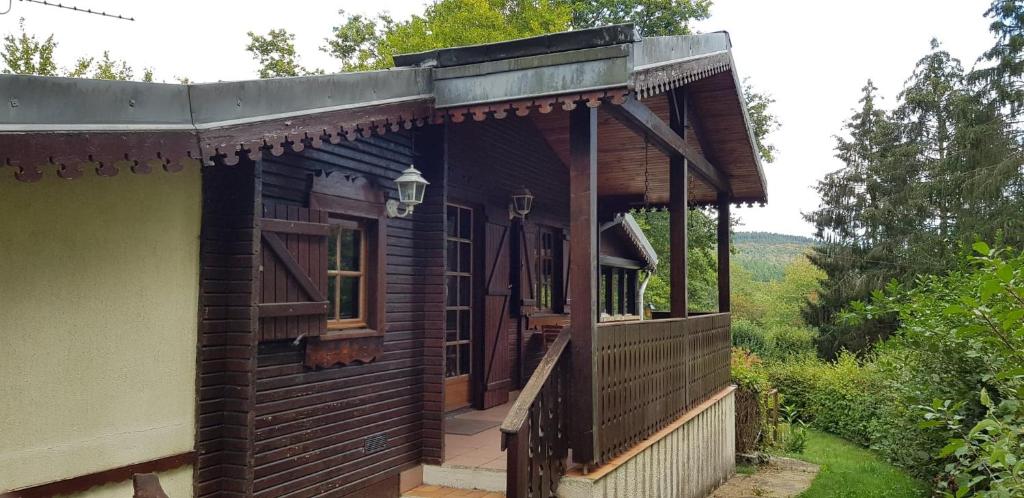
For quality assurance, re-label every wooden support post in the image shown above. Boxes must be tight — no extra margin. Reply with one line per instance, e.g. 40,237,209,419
669,91,688,318
717,192,731,312
568,104,598,464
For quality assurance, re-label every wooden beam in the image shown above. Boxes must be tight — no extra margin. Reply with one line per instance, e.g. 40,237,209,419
669,92,688,318
717,192,731,312
5,452,194,498
604,94,730,193
568,104,598,464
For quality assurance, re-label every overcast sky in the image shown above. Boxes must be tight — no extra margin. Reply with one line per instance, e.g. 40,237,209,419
0,0,998,236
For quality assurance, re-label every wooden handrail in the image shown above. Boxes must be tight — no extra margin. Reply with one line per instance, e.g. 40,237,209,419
501,329,572,498
500,329,571,435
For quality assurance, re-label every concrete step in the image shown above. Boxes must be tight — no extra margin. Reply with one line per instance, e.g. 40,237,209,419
421,464,506,493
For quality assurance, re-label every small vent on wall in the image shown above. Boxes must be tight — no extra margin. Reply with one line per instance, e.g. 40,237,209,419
365,433,388,454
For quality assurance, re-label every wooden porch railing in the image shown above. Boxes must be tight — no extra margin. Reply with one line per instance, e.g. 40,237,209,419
501,313,732,496
500,329,571,498
595,313,731,463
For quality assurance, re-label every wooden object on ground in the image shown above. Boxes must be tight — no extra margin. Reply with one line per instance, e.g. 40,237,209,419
132,473,169,498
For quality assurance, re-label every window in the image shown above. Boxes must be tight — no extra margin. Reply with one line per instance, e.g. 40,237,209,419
445,205,473,379
537,230,555,311
327,218,368,330
600,265,640,320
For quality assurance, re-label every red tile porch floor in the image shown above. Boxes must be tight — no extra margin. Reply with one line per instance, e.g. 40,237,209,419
442,395,515,470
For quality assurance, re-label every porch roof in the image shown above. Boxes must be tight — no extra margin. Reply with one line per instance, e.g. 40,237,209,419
0,24,766,204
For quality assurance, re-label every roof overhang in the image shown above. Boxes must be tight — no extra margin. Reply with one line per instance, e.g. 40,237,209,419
600,213,659,269
1,24,766,203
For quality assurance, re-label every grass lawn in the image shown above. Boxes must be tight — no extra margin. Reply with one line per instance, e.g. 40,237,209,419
787,429,927,498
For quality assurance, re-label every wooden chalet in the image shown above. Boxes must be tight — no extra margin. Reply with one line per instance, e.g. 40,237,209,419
0,24,766,498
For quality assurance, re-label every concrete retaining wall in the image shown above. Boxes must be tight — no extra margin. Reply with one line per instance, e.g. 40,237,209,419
559,387,736,498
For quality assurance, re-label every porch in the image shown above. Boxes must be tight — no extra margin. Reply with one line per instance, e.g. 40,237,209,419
421,313,734,497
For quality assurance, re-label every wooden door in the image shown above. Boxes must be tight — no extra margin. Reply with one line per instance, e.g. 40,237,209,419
478,219,512,409
445,204,474,412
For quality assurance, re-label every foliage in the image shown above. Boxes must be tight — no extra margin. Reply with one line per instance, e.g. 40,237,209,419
567,0,711,36
845,246,1024,496
631,208,718,312
972,0,1024,121
732,318,816,362
743,80,781,164
733,231,815,282
788,429,927,498
321,1,571,71
246,29,321,78
2,19,150,80
805,37,1024,357
2,18,56,76
732,254,824,328
730,347,778,450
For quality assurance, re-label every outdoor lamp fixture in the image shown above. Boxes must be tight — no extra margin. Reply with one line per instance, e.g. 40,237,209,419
509,186,534,219
386,165,430,218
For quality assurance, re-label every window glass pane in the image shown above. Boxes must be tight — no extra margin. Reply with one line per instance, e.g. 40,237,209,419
447,275,458,307
459,310,470,341
340,276,360,319
459,208,472,238
459,343,470,375
328,227,339,271
447,206,458,237
446,310,458,342
447,241,459,272
339,229,361,271
459,242,471,273
611,271,620,314
459,276,471,306
327,275,338,319
446,345,459,377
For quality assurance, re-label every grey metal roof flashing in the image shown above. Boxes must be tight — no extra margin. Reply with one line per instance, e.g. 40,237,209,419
0,26,737,131
0,25,765,203
392,24,641,68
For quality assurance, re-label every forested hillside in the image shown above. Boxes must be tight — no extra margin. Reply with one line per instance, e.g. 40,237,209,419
734,231,815,282
732,2,1024,496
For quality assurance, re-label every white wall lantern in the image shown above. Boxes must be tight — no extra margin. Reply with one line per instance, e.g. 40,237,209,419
509,186,534,219
386,165,430,218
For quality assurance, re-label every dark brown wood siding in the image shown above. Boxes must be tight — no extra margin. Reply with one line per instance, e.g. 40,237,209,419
197,158,260,497
446,117,570,391
250,131,445,497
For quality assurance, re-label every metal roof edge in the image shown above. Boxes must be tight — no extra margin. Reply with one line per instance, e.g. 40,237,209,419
1,68,433,132
725,51,768,203
393,24,639,68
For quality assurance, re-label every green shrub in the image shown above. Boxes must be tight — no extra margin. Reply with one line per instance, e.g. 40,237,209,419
731,318,817,362
764,353,879,447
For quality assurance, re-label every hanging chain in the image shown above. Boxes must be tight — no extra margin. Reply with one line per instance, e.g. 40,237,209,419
642,135,652,210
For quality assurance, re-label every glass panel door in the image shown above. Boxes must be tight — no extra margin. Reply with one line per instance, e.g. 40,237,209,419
445,204,473,411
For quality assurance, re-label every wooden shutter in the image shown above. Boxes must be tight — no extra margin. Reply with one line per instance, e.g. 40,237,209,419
519,222,538,312
258,203,329,342
480,220,512,409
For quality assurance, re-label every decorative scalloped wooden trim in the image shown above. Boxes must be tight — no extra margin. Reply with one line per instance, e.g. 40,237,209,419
2,89,631,182
632,51,732,100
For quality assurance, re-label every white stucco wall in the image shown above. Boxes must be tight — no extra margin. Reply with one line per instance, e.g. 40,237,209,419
0,168,201,496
